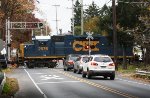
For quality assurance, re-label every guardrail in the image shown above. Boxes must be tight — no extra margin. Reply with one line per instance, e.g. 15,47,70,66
136,69,150,78
0,72,6,94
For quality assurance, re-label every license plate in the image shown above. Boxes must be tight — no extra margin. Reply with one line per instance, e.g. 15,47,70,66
101,66,106,68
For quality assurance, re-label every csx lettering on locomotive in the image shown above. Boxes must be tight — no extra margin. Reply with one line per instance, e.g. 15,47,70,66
73,40,99,51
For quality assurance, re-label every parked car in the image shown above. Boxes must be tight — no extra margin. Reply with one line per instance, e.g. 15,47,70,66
73,55,89,74
0,54,7,69
82,54,115,80
63,54,80,71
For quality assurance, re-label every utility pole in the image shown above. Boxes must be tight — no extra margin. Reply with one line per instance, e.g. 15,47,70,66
112,0,118,70
71,0,75,35
81,0,84,35
53,5,60,35
67,0,75,35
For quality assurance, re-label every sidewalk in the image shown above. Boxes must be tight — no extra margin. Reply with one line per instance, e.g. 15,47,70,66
5,67,44,98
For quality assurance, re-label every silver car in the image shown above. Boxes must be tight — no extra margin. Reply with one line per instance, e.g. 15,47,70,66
73,55,89,74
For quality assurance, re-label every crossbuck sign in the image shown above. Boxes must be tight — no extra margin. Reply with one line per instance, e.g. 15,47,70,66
86,32,94,56
86,32,94,40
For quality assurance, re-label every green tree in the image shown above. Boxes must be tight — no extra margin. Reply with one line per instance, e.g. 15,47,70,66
84,1,100,34
84,1,100,19
98,4,113,39
117,0,150,65
74,26,81,36
98,3,135,69
74,0,81,26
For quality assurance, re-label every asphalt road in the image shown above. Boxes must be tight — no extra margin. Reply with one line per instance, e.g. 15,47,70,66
6,63,150,98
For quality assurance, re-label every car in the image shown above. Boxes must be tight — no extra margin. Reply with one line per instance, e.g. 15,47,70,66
63,54,80,71
82,54,115,80
73,55,89,74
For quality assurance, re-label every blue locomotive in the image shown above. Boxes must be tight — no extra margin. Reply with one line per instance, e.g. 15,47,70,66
19,35,133,68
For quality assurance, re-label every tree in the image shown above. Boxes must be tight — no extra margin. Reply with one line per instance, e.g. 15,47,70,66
84,1,100,19
117,0,150,65
84,16,100,34
98,4,113,40
98,3,136,69
0,0,51,49
132,0,150,64
74,0,81,26
84,2,100,34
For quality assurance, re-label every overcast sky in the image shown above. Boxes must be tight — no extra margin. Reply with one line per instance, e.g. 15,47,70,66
34,0,112,35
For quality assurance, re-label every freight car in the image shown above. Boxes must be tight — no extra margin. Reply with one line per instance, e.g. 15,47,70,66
18,35,133,68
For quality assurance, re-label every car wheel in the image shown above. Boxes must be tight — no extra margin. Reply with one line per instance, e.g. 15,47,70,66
77,68,81,74
87,70,91,79
73,69,77,73
82,71,86,78
110,73,115,80
64,68,66,71
66,67,69,71
104,76,107,79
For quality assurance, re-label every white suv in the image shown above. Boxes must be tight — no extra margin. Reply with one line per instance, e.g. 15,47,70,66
82,54,115,80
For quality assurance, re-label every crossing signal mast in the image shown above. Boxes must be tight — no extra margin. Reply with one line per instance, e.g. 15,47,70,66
6,18,46,60
86,32,94,56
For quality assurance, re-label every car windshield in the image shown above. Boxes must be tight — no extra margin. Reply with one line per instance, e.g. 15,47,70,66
70,57,78,61
94,57,112,62
82,57,89,62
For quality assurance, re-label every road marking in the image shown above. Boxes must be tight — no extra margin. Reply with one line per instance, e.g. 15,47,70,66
32,73,46,75
57,70,138,98
36,81,81,85
24,69,48,98
40,75,64,80
116,78,150,87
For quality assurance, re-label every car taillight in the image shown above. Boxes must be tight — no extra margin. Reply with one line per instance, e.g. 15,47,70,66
109,63,115,66
68,61,74,65
91,62,98,66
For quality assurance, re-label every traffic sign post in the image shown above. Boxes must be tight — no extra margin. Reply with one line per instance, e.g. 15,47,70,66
86,32,94,56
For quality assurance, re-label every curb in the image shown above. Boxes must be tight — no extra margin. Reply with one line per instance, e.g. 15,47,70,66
0,72,6,94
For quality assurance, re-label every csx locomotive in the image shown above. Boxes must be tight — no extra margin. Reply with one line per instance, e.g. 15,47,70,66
18,35,133,68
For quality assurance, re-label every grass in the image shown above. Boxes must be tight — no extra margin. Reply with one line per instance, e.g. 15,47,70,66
117,64,137,73
118,63,150,73
117,63,150,82
2,68,12,73
2,77,19,97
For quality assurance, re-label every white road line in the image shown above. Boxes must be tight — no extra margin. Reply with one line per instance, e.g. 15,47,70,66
24,69,48,98
116,78,150,87
36,81,81,85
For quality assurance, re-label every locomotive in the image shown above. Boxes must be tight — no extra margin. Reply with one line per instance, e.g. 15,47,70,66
18,35,133,68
